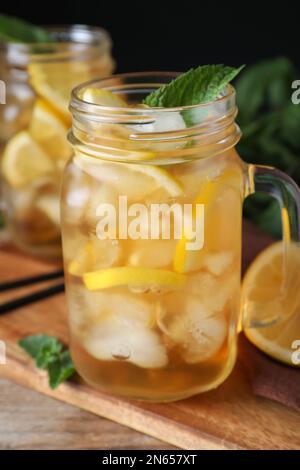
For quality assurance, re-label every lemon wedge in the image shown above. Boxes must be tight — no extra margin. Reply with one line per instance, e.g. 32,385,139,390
83,266,186,291
243,241,300,366
29,62,91,123
74,153,182,198
130,163,183,197
173,179,220,273
29,99,71,163
1,131,54,188
82,88,128,107
36,194,60,226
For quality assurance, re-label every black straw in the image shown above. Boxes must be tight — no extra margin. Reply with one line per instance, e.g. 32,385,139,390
0,283,65,314
0,269,64,292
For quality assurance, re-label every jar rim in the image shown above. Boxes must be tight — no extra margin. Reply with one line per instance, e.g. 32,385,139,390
71,71,236,116
70,72,241,160
0,24,112,65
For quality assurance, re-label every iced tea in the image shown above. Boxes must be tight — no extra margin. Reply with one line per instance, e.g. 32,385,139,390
62,74,244,401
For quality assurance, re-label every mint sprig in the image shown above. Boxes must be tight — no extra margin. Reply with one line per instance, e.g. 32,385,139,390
19,334,76,389
0,14,51,43
144,64,244,108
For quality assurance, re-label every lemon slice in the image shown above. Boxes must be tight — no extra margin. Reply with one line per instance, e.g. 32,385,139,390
173,179,220,273
130,163,183,197
74,153,182,198
173,169,236,274
29,99,71,163
82,88,128,107
36,194,60,226
243,241,300,365
29,62,91,123
83,266,186,291
1,131,54,188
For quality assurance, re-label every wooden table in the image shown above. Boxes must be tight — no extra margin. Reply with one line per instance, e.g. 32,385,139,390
0,378,174,449
0,221,293,450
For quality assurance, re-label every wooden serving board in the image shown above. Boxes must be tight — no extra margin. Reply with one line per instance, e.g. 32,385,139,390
0,222,299,450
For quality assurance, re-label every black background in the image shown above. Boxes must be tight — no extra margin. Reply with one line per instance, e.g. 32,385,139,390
1,1,299,73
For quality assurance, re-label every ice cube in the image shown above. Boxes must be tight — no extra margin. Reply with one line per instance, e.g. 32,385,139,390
67,186,90,209
67,285,88,330
177,154,227,198
158,294,227,363
86,183,117,220
82,291,168,368
62,162,92,225
84,320,168,368
130,112,186,151
80,290,154,327
186,272,237,313
203,251,234,276
131,112,185,134
68,236,121,276
128,239,176,268
9,186,35,212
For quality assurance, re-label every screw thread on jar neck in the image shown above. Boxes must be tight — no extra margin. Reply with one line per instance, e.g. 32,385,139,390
69,72,241,163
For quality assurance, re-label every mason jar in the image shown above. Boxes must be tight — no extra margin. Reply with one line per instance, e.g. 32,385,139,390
61,73,300,401
0,25,114,258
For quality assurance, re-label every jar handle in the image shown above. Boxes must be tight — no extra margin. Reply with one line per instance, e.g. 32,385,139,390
242,163,300,328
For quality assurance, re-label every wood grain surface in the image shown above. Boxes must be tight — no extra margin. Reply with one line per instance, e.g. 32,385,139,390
0,378,173,450
0,222,299,450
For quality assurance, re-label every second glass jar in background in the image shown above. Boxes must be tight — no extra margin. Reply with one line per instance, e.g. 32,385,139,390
0,25,115,258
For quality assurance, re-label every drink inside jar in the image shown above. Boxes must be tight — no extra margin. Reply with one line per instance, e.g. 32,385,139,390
62,91,243,399
1,52,114,258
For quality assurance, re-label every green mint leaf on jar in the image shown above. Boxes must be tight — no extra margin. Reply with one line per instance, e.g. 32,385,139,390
143,64,245,108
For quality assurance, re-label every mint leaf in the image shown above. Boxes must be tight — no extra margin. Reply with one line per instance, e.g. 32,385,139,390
19,334,56,360
144,64,245,108
35,339,62,369
0,14,51,43
19,334,76,389
48,351,76,390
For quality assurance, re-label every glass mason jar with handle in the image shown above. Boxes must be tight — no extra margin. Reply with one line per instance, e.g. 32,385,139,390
61,73,300,402
0,25,114,258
